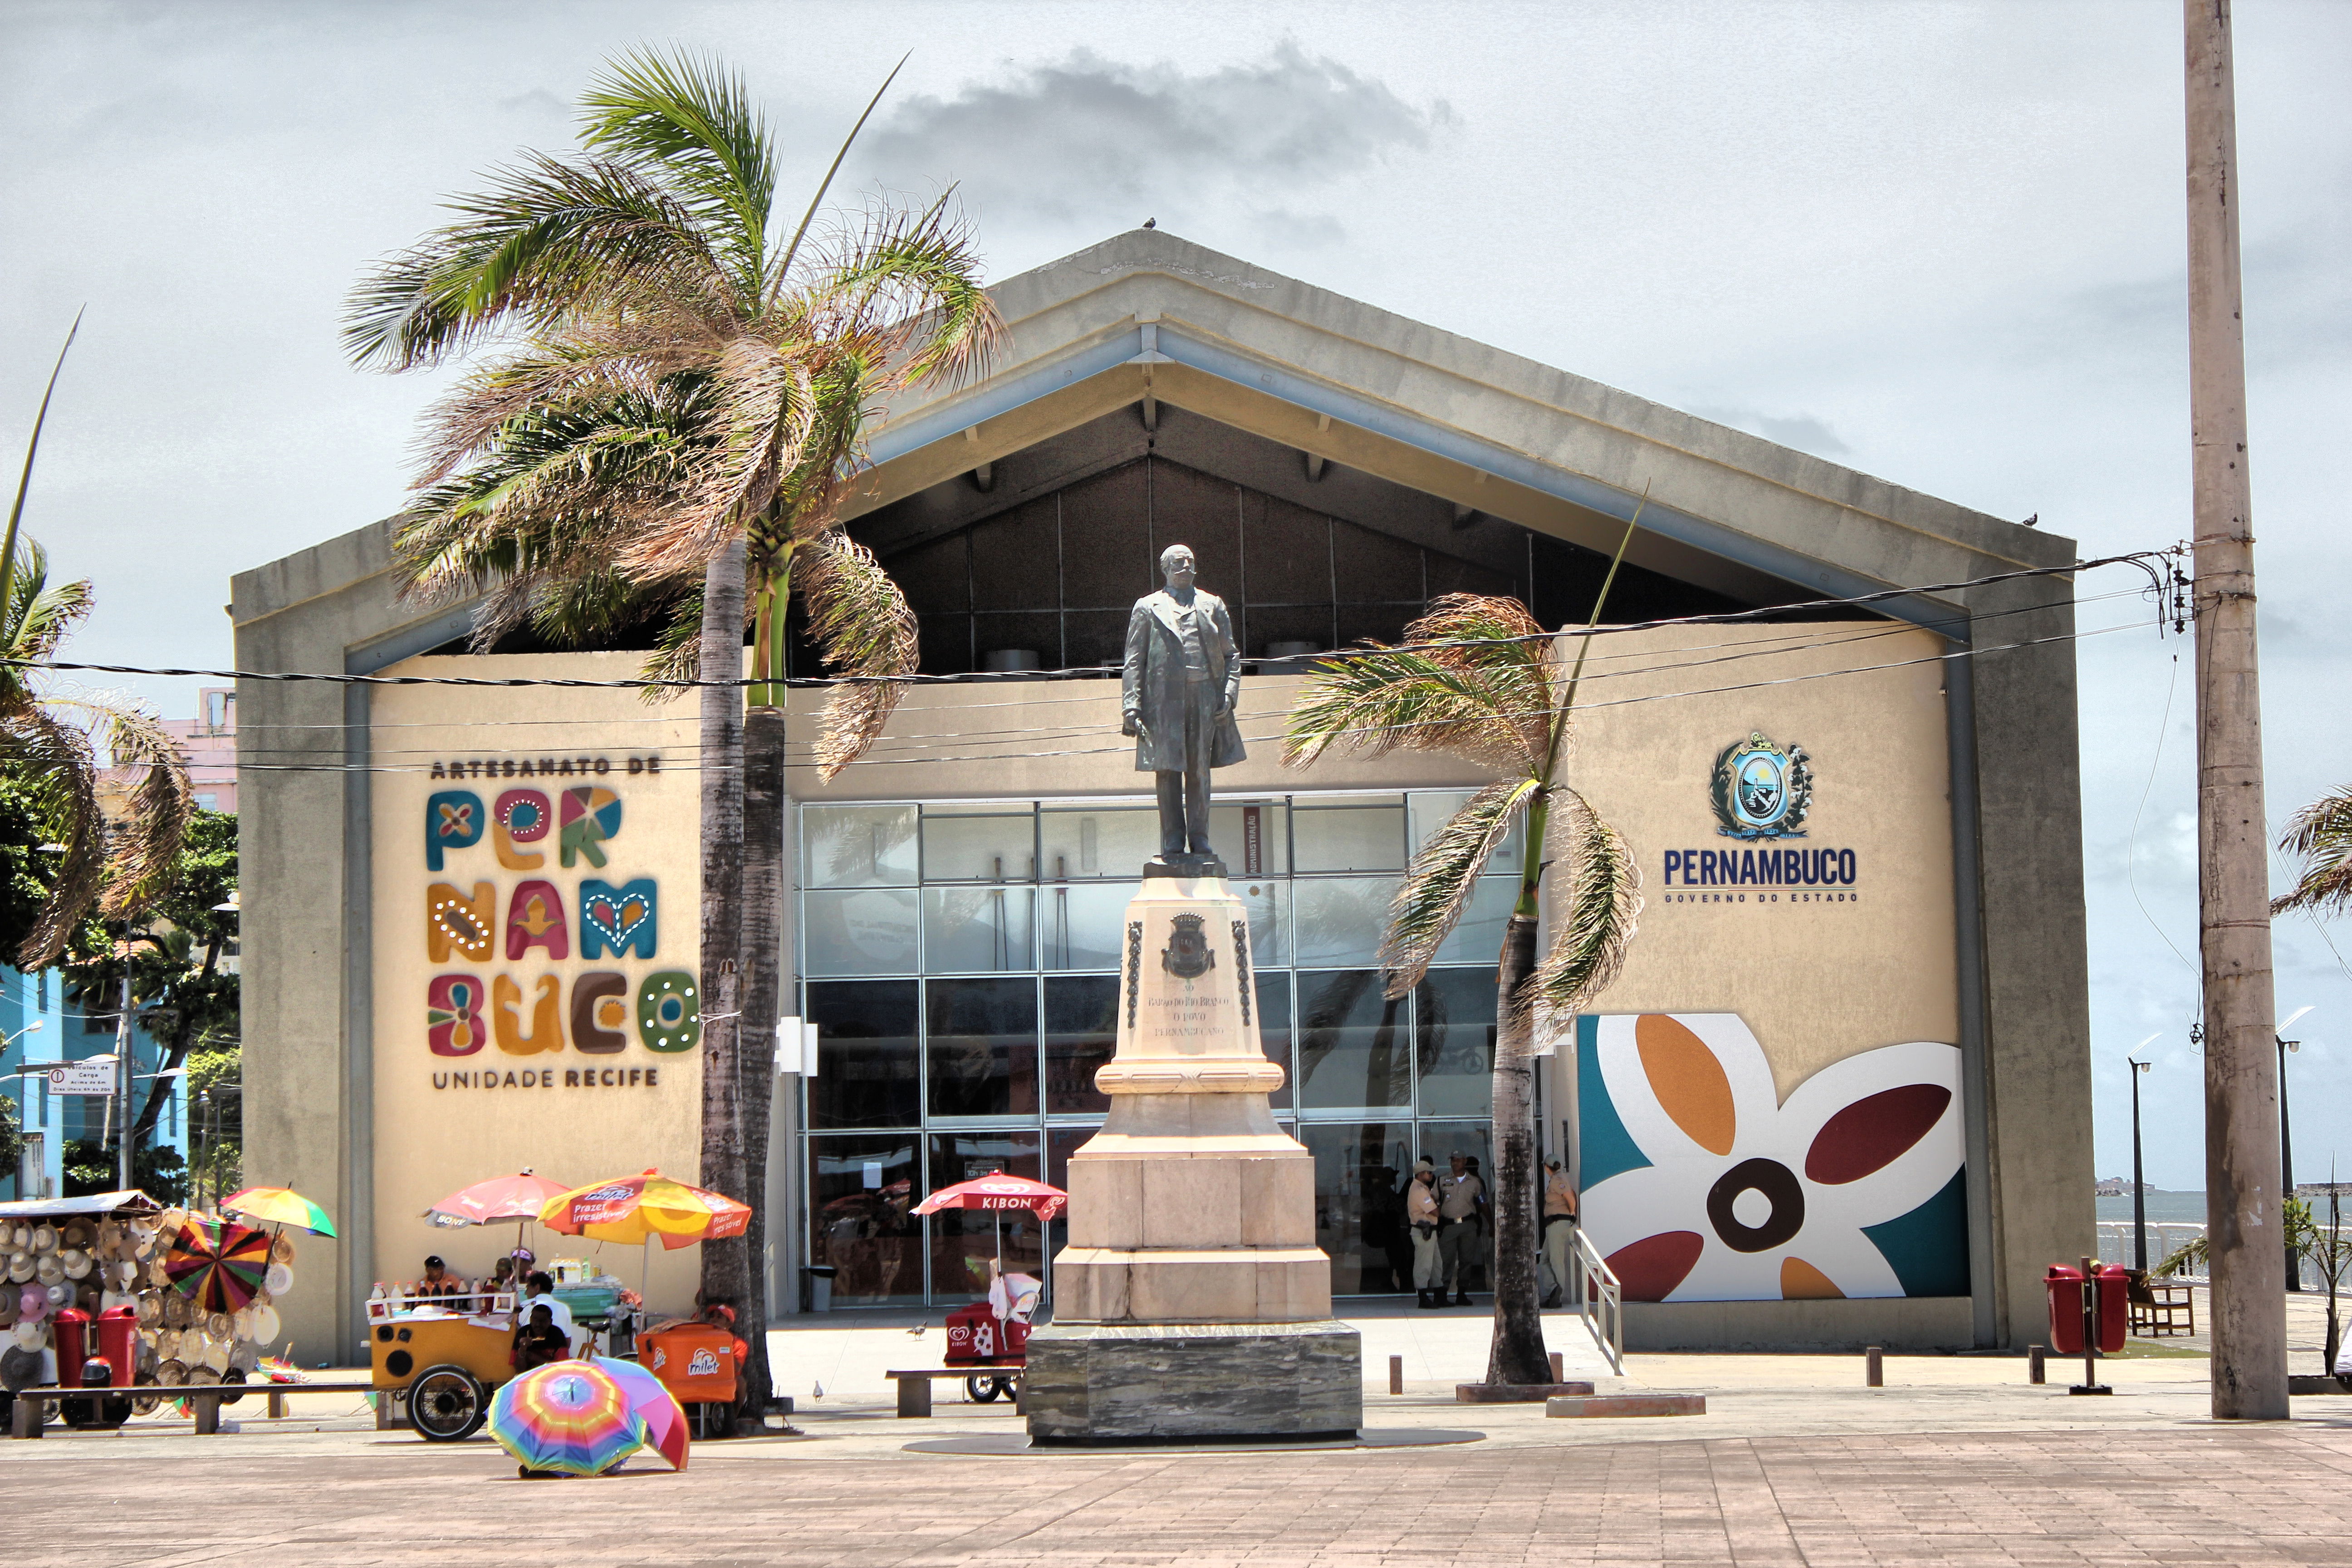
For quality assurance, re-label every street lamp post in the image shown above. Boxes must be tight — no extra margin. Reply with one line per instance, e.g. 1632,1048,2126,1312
2130,1056,2152,1273
2280,1032,2302,1290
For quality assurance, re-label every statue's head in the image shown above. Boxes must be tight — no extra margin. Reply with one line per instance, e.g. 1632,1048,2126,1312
1159,544,1196,591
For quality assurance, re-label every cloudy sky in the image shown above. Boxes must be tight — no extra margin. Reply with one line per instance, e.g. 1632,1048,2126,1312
8,0,2349,1187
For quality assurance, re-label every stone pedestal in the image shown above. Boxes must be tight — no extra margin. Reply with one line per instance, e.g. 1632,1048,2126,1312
1029,874,1361,1443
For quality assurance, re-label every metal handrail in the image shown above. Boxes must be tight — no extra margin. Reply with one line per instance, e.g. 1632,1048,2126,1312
1567,1223,1624,1375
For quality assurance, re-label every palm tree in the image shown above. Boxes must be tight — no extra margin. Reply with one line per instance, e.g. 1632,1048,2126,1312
0,539,193,966
2274,789,2352,916
345,49,998,1408
1283,590,1642,1386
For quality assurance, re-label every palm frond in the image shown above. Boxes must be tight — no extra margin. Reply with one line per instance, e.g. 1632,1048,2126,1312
796,531,918,777
636,588,708,703
1403,594,1560,765
1377,777,1539,998
76,697,194,918
2,541,94,668
578,48,776,305
0,703,106,967
801,196,1005,389
2275,785,2352,915
342,153,723,372
1282,646,1540,775
1523,787,1642,1052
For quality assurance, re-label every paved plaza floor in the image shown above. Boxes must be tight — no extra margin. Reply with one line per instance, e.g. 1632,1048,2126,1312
8,1306,2352,1565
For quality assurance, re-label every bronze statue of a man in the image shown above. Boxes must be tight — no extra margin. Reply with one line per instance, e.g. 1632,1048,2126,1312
1122,544,1245,869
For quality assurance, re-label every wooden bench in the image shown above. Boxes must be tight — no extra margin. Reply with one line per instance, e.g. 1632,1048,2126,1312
9,1380,383,1437
2128,1277,2197,1338
884,1367,1023,1418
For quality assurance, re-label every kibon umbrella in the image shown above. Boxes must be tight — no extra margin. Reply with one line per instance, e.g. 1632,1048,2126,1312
164,1220,272,1313
488,1360,644,1477
913,1173,1069,1286
590,1354,689,1472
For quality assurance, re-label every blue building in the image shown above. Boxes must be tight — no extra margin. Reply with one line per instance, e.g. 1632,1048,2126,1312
3,964,185,1200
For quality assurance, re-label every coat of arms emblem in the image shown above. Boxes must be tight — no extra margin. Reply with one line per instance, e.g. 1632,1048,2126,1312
1161,912,1216,978
1710,731,1813,840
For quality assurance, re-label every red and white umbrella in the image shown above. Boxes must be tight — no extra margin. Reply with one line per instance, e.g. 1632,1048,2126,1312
913,1174,1067,1223
914,1174,1068,1292
423,1171,573,1275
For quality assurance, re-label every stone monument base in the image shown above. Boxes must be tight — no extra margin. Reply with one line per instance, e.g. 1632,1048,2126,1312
1024,1321,1363,1444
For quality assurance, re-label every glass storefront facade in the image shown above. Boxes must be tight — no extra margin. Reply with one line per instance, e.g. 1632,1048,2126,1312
796,791,1525,1307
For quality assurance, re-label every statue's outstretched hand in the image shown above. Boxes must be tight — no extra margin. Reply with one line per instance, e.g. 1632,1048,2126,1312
1121,711,1143,739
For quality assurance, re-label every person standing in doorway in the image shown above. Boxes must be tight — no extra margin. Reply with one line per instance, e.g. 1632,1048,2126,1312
1406,1159,1443,1308
1542,1157,1578,1308
1437,1152,1485,1306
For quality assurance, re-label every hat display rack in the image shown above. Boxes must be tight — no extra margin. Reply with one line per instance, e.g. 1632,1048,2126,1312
0,1204,297,1413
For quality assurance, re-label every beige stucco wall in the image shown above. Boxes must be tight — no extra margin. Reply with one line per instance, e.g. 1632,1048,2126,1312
1565,619,1959,1093
368,652,705,1312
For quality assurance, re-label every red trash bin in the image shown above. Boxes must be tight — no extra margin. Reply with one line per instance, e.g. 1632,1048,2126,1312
2045,1263,2127,1354
93,1306,138,1387
50,1307,92,1386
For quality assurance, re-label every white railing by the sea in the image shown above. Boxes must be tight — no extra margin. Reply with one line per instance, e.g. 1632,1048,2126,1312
2097,1221,2208,1279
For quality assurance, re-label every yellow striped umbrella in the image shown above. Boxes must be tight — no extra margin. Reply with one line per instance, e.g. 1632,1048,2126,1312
537,1170,750,1251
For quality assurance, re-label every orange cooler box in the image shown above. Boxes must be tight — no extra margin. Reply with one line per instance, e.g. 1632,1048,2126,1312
636,1323,740,1404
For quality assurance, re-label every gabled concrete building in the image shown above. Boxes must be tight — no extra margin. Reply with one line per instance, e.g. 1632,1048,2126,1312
235,230,2091,1364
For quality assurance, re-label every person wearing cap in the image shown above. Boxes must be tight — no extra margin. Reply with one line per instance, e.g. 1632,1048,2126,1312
1405,1159,1443,1308
1436,1153,1485,1306
1542,1157,1578,1308
414,1255,468,1302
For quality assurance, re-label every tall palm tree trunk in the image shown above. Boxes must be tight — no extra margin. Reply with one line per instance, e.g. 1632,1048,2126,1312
696,541,750,1321
1486,909,1552,1385
735,698,787,1410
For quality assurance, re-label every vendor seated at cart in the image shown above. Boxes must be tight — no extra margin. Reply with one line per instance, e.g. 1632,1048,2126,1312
521,1271,580,1350
513,1303,571,1371
413,1256,469,1300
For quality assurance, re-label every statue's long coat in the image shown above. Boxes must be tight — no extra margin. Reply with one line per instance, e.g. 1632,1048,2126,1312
1121,589,1246,773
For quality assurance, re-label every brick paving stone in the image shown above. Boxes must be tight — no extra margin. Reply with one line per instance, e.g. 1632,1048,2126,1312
8,1424,2352,1565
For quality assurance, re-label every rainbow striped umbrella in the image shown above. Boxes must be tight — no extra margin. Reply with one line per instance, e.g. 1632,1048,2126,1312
488,1362,643,1477
590,1355,689,1472
222,1186,337,1237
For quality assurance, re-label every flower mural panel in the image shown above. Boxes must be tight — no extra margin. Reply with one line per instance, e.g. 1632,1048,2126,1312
1578,1014,1966,1302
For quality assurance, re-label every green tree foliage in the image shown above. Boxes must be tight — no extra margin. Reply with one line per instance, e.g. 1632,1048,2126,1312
63,1136,186,1203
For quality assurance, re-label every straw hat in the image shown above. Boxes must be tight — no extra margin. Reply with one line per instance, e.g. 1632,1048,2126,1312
186,1363,221,1386
0,1291,15,1329
5,1225,26,1250
199,1339,230,1374
162,1291,190,1329
271,1234,296,1264
9,1320,43,1353
5,1254,31,1284
154,1359,186,1387
34,1256,63,1287
265,1263,294,1297
59,1220,94,1251
147,1259,169,1288
129,1223,158,1259
250,1303,281,1344
61,1249,91,1280
159,1327,182,1362
206,1311,232,1341
135,1293,161,1325
229,1341,257,1373
0,1344,42,1390
45,1283,71,1308
29,1225,57,1255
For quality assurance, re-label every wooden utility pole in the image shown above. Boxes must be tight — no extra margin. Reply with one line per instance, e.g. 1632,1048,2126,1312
2185,0,2287,1421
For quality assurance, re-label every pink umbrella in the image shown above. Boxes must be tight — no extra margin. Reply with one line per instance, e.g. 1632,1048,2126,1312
423,1171,572,1278
591,1355,688,1470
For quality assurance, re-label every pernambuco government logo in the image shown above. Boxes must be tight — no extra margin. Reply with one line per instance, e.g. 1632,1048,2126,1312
1710,732,1813,841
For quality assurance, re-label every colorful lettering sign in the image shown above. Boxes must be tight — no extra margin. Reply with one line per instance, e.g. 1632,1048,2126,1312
427,882,496,963
637,971,701,1053
427,975,486,1056
494,788,551,870
560,786,623,868
505,879,571,961
570,972,631,1054
426,790,484,871
492,973,564,1056
580,879,657,960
